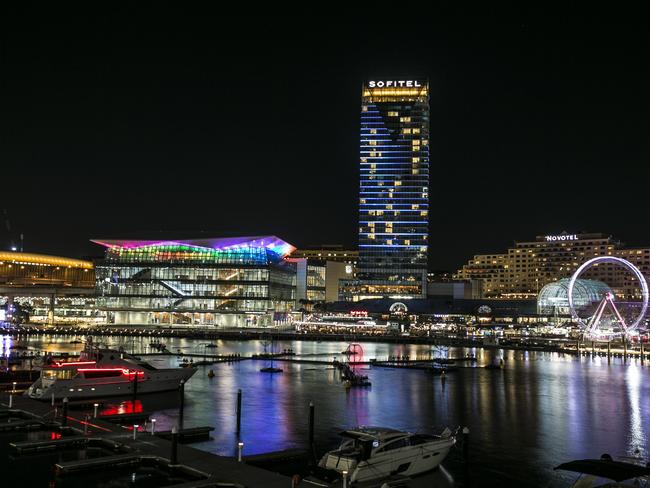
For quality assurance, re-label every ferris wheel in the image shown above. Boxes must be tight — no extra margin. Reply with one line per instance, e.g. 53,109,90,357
567,256,649,338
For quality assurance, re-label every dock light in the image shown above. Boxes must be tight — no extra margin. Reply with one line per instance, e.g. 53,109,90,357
237,441,244,462
342,470,348,488
151,418,156,435
93,403,99,418
12,381,16,392
133,424,139,440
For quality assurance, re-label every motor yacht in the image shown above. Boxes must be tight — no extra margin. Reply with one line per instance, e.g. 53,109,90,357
26,341,196,400
317,426,456,484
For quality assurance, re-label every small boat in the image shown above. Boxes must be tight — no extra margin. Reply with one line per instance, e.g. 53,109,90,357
316,426,456,483
260,366,283,373
554,454,650,486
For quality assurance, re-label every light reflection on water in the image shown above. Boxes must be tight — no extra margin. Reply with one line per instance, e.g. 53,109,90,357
4,333,650,486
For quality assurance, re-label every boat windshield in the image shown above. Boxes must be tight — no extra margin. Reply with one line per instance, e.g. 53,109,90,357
338,438,373,460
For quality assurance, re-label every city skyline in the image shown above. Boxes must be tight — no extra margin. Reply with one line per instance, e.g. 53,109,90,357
2,15,648,270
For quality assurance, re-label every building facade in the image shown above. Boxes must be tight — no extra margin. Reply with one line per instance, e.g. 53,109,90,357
93,236,297,327
455,232,650,299
291,246,358,267
0,251,98,324
289,258,353,307
346,79,430,300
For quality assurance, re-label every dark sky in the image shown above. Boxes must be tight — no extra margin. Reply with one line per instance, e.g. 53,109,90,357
1,13,648,270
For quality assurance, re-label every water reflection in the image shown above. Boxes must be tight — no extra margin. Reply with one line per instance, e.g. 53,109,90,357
3,333,649,486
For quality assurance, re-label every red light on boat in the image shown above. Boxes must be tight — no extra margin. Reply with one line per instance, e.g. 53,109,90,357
77,368,145,377
53,361,97,368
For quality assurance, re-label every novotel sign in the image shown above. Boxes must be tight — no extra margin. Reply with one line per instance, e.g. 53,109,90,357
367,80,423,88
545,234,579,242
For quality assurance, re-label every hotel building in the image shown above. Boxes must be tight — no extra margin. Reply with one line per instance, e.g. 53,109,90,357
93,236,297,327
343,79,430,301
455,232,650,300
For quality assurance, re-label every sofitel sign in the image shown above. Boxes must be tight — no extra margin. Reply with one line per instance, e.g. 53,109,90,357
545,234,578,242
368,80,423,88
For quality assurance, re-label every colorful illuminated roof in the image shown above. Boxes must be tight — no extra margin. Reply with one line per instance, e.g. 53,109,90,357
91,236,296,257
0,251,93,269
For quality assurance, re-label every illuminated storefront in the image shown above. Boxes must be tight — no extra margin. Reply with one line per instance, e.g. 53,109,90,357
93,236,297,327
342,79,430,300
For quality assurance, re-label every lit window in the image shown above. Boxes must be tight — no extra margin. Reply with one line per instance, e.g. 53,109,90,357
402,128,411,134
370,129,377,134
412,140,421,145
404,239,411,245
362,106,368,112
412,169,419,175
411,204,419,210
412,157,420,163
387,239,393,245
388,111,399,117
412,128,420,134
399,117,411,122
394,181,401,186
369,140,376,146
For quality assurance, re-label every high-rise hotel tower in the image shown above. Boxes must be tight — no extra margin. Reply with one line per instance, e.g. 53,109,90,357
346,79,429,300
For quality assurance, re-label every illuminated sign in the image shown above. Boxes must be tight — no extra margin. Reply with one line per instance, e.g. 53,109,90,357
545,234,578,242
367,80,423,88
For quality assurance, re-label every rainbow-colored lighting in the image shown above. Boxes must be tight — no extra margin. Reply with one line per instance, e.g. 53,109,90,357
91,236,296,265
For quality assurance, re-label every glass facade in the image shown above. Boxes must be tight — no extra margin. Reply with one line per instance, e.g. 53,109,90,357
355,80,430,298
93,237,296,327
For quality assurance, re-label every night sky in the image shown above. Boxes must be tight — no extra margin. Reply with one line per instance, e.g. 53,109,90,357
1,13,648,270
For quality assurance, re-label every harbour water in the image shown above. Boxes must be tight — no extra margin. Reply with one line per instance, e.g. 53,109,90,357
2,333,649,487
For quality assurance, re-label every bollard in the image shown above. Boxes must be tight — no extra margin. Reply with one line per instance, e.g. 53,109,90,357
62,397,69,427
12,381,17,393
93,403,99,418
342,470,348,488
237,441,244,462
463,426,470,462
179,380,185,427
133,424,139,440
308,401,315,456
236,388,242,435
8,393,13,409
170,426,179,465
151,418,157,435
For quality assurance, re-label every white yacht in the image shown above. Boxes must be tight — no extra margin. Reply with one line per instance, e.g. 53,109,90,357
27,342,196,400
317,426,456,484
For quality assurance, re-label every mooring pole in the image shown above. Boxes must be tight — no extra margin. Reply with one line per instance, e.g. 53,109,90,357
641,342,645,365
308,401,315,462
179,379,185,428
132,370,138,402
170,425,178,465
93,403,99,418
623,341,628,362
237,441,244,462
236,388,242,435
62,397,69,427
463,426,470,462
607,341,611,364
